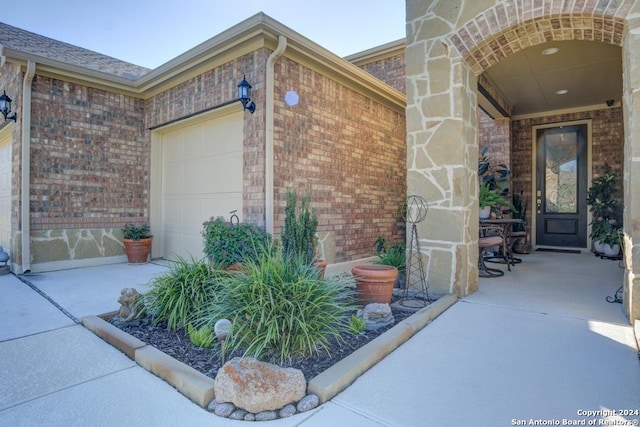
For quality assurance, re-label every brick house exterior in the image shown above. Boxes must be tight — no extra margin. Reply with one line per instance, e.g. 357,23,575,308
0,13,405,273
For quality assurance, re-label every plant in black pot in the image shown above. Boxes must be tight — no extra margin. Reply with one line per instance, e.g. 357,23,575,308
374,242,406,288
122,223,152,264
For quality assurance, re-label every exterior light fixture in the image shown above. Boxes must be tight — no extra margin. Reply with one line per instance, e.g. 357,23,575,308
555,89,569,95
237,76,256,114
214,318,232,365
0,91,17,122
542,47,560,55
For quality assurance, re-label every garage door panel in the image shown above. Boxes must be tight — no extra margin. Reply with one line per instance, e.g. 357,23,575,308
160,111,243,261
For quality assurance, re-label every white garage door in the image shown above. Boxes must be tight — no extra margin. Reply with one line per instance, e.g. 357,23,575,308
0,127,12,252
161,111,244,261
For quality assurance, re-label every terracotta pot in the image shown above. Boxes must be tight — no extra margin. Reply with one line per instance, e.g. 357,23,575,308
314,259,328,279
351,264,398,305
123,237,152,264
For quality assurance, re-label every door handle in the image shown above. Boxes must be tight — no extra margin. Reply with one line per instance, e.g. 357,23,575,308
536,198,542,214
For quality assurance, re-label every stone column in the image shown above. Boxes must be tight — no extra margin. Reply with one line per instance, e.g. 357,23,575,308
406,1,479,296
622,11,640,322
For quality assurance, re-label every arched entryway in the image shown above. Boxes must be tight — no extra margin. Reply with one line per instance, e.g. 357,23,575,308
406,0,639,323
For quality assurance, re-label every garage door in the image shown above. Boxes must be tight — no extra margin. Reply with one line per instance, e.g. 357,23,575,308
161,111,244,260
0,127,11,252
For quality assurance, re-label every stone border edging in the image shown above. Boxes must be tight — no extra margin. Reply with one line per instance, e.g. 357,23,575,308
81,294,457,409
308,294,457,402
82,315,215,407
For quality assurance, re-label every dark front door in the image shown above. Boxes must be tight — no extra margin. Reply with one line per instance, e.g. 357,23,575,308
535,124,588,247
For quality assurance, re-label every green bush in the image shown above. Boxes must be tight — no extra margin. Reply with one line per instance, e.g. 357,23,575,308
202,217,272,269
122,223,151,240
281,191,318,264
187,323,214,348
374,243,406,271
349,315,366,335
196,245,355,363
143,257,220,331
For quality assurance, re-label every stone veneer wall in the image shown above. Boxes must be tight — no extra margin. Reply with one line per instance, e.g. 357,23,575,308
272,57,406,263
356,54,406,94
406,0,639,307
28,75,147,267
145,50,269,225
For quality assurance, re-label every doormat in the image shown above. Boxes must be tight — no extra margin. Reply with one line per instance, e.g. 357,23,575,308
535,248,581,254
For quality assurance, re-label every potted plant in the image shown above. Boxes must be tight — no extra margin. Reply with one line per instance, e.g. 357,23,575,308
122,223,152,264
280,190,327,276
374,242,406,288
587,169,622,255
202,216,271,269
479,182,516,219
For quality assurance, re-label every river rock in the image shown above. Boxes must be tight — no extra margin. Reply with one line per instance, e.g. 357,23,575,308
255,410,278,421
279,404,297,418
213,402,235,417
214,357,306,413
297,394,320,412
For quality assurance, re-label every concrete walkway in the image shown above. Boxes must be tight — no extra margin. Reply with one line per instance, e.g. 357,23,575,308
0,252,638,426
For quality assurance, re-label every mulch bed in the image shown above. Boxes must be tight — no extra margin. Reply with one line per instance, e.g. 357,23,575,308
110,297,433,381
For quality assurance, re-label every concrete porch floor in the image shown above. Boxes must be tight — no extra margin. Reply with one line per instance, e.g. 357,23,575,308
0,251,638,426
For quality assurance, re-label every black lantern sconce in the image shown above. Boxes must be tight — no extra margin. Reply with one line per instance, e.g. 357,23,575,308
0,91,17,122
237,76,256,114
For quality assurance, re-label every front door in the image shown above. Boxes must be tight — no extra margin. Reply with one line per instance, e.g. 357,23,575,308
535,124,588,247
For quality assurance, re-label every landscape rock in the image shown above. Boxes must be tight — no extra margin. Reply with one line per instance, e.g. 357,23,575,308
255,410,278,421
229,409,248,420
297,394,320,412
214,357,306,413
213,402,235,418
279,404,297,418
244,413,256,421
358,303,395,330
206,399,218,412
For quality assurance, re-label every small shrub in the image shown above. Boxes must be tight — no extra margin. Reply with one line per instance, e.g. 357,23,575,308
349,315,366,335
196,245,355,364
187,323,214,348
122,223,151,240
143,257,220,331
281,191,318,264
374,243,406,271
202,217,272,269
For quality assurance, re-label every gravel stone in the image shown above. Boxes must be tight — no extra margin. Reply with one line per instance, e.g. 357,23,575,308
213,402,235,417
244,413,256,421
255,410,277,421
279,404,297,418
229,409,248,420
297,394,320,412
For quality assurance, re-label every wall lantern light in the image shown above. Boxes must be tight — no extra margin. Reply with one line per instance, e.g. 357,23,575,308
0,91,17,122
237,76,256,114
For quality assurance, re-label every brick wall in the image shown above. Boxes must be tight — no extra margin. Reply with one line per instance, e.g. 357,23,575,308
145,50,269,225
29,75,147,230
478,109,511,174
272,57,407,262
356,54,406,94
511,107,624,204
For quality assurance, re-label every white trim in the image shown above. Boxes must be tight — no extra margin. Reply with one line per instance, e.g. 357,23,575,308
531,119,592,249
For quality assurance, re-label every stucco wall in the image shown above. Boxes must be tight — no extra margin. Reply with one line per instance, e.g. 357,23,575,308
272,57,407,263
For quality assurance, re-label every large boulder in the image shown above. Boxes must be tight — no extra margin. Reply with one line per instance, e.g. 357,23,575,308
214,357,306,413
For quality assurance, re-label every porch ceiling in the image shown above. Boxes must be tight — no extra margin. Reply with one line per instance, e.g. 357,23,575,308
483,40,622,117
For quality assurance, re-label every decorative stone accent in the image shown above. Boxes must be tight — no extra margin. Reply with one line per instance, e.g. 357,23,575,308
117,288,143,322
278,404,297,418
296,394,320,413
357,303,395,331
214,357,306,414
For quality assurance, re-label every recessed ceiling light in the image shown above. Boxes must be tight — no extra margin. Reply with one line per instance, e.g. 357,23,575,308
542,47,560,55
555,89,569,95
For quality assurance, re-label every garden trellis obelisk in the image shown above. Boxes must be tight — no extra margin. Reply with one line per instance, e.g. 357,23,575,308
400,195,430,308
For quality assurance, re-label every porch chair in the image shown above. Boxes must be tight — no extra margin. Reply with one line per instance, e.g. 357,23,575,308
479,224,506,277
